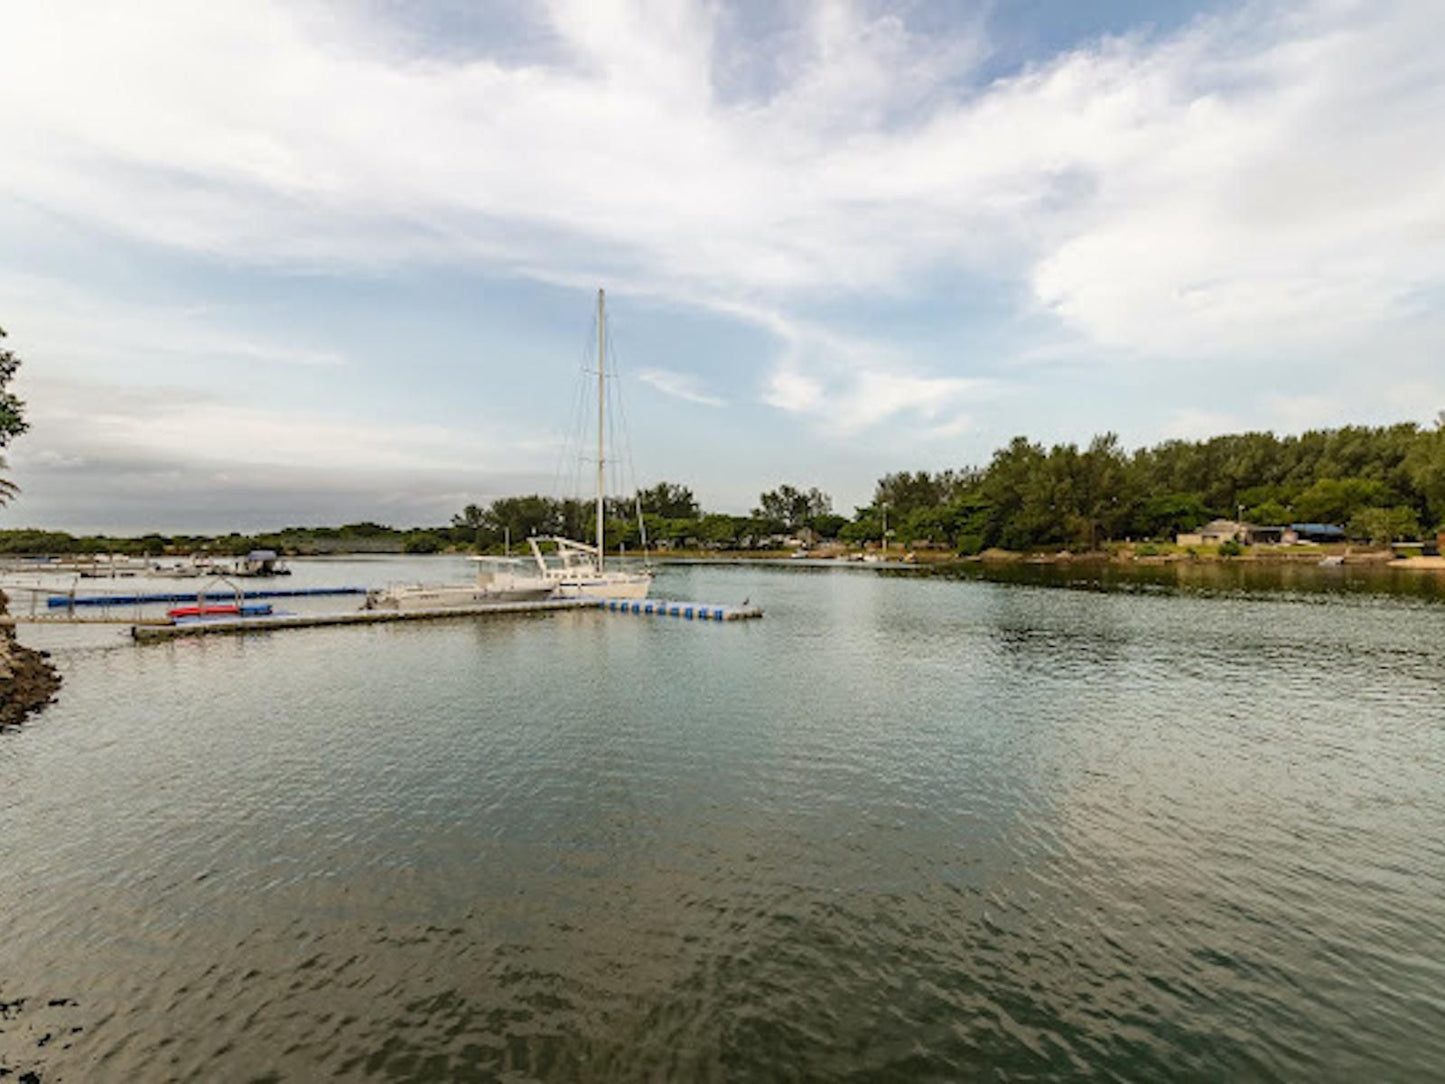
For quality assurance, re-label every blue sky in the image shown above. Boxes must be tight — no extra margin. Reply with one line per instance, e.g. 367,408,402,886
1,0,1441,532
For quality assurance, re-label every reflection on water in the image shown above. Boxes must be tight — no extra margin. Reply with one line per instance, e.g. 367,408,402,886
926,554,1445,604
2,558,1444,1080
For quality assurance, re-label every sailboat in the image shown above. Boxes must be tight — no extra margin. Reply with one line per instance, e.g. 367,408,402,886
527,289,653,600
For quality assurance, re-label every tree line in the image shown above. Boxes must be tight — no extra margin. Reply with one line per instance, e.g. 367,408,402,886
448,421,1445,553
3,420,1445,556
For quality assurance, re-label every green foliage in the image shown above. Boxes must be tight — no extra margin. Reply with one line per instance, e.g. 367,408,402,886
873,469,979,515
857,420,1445,554
1218,539,1243,557
1244,499,1292,526
1292,478,1394,524
1404,419,1445,527
0,327,28,450
753,484,832,532
839,507,881,545
403,532,443,554
1139,492,1212,538
15,420,1445,562
0,325,29,505
1346,505,1420,544
635,482,699,520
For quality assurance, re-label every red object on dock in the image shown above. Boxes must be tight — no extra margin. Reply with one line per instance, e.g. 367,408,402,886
166,604,240,618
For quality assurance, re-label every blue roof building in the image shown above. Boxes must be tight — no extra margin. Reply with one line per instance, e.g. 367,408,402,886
1289,523,1346,542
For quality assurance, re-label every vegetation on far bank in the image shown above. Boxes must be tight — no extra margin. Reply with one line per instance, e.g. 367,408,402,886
3,421,1445,558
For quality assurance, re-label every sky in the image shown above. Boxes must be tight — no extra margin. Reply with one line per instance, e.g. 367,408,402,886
0,0,1441,532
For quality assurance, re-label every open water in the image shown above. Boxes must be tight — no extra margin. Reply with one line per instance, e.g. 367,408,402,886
2,557,1444,1081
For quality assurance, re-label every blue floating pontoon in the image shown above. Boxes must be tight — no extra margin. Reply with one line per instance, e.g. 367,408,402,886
48,586,367,609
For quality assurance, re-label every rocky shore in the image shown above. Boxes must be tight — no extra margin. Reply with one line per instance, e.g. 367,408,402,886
0,593,60,729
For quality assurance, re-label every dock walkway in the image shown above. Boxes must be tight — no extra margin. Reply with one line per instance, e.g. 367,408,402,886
131,596,762,641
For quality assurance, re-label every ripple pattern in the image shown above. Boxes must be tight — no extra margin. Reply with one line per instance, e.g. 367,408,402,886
2,559,1444,1081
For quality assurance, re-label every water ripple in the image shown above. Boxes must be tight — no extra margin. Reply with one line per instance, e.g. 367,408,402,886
3,559,1444,1079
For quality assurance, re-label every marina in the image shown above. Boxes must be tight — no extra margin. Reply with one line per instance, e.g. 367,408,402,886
4,0,1441,1076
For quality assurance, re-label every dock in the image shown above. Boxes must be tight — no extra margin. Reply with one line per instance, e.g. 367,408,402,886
130,596,763,641
594,598,762,621
49,586,367,609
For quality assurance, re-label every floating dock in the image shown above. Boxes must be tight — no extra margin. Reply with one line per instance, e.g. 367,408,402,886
130,596,762,641
49,586,367,609
594,598,762,621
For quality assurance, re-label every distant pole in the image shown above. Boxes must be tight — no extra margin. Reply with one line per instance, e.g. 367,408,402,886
505,526,510,557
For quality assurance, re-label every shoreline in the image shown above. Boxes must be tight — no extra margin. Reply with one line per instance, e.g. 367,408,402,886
0,592,62,729
655,545,1445,570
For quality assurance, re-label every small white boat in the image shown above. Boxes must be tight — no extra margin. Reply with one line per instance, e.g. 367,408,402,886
366,556,555,611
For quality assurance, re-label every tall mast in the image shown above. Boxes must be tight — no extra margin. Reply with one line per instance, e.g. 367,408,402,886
596,288,606,571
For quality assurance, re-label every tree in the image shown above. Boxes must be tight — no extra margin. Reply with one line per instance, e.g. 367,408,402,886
1292,477,1393,524
636,482,699,520
1347,506,1420,544
754,484,832,532
0,326,29,505
1137,492,1212,538
1404,421,1445,528
451,504,486,530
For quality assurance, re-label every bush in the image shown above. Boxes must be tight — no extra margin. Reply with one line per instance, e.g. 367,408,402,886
1218,539,1243,557
1134,542,1162,557
955,533,985,557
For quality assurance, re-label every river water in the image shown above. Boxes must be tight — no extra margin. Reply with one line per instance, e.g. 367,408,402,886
2,557,1443,1080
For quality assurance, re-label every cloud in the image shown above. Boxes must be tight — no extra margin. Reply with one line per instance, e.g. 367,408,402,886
636,367,727,407
1,375,560,531
9,1,1436,338
0,271,344,370
1024,1,1445,362
1,0,1443,516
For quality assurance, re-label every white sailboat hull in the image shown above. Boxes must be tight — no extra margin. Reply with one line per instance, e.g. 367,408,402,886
550,573,652,600
367,584,555,610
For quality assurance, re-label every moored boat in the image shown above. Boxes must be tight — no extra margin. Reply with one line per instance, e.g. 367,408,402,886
536,288,653,600
365,556,555,611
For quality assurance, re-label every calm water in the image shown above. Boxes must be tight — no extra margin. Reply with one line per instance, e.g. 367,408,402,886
3,558,1444,1081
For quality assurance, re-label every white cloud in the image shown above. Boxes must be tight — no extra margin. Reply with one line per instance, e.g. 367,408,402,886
636,367,726,407
763,366,825,414
0,374,561,530
0,271,343,370
1,0,1442,475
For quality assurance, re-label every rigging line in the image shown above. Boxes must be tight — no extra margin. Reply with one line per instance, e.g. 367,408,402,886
604,320,651,561
550,302,597,527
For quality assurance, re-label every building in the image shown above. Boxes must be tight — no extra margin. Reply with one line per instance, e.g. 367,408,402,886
1176,520,1282,546
1284,523,1346,544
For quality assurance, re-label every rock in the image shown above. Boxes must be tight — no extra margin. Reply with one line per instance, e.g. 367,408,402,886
0,593,61,730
